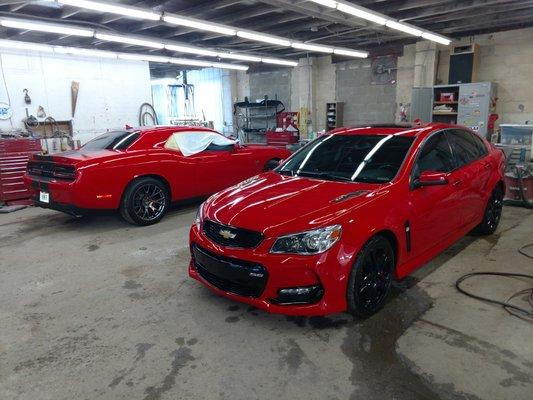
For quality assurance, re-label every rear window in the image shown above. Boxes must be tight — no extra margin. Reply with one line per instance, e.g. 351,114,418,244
82,131,140,151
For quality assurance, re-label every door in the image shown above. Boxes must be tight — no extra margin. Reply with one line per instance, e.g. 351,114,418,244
447,129,491,225
408,131,463,259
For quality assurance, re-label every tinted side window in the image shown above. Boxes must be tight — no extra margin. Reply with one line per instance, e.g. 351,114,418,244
415,132,455,174
448,130,482,167
470,132,489,158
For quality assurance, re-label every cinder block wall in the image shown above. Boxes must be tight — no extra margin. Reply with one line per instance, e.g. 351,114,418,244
239,26,533,133
437,27,533,124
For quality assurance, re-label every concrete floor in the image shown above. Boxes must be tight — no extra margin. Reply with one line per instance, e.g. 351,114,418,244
0,204,531,400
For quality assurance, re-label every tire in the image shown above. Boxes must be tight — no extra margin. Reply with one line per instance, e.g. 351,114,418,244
120,177,169,226
472,185,503,235
264,158,280,171
346,235,395,318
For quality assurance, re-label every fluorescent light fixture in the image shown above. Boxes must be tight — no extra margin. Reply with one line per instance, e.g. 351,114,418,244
57,0,160,21
421,32,451,45
162,15,236,36
211,62,249,71
168,58,213,68
237,31,291,47
164,44,218,57
386,20,422,37
54,46,117,58
218,52,262,62
118,53,169,63
336,3,387,25
95,33,164,49
0,39,53,52
307,0,337,8
261,58,298,67
292,42,334,53
0,18,93,37
333,48,368,58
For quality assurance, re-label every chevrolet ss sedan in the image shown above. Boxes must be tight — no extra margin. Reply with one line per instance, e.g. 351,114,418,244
24,126,291,225
189,123,505,317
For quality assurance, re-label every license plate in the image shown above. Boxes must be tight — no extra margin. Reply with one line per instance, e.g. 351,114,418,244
39,191,50,203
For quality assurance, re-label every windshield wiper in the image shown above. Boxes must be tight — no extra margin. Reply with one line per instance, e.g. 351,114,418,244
297,171,353,182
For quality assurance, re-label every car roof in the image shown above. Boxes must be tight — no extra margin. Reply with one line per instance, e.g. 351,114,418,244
132,125,216,134
329,123,457,138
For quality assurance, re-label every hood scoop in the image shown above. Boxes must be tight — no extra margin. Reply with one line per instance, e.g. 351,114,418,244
331,190,371,203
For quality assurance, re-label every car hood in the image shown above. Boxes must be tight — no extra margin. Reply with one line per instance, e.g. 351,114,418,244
203,172,388,237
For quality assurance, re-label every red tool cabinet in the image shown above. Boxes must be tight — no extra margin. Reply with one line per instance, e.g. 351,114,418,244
0,139,41,203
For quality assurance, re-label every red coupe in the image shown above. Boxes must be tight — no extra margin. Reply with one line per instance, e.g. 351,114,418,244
189,124,505,317
24,126,291,225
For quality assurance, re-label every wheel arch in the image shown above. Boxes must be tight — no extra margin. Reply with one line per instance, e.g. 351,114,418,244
372,229,400,268
121,174,172,202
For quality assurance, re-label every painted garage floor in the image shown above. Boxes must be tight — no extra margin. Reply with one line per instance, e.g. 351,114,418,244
0,205,531,400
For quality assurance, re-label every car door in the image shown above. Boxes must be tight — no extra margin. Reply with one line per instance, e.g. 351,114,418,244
408,131,464,259
192,142,235,195
447,130,490,226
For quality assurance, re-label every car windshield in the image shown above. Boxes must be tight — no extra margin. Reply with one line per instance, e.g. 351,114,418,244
82,131,140,151
277,134,414,183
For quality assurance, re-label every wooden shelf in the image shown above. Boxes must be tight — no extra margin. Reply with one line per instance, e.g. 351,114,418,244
433,111,458,115
434,101,458,105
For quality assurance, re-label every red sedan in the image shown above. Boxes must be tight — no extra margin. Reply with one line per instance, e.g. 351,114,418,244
189,124,505,317
24,126,291,225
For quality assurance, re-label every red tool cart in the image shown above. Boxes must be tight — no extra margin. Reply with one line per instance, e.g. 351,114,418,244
266,112,300,147
0,138,41,204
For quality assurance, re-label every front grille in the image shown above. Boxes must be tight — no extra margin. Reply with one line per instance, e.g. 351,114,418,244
192,244,267,298
203,220,263,248
27,161,76,181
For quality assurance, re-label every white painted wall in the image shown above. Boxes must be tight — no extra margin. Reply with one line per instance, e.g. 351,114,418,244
0,49,152,143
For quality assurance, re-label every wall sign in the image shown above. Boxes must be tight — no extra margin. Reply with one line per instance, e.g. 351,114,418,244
0,102,12,120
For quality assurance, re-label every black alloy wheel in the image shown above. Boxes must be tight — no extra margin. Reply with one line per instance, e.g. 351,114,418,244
473,185,503,235
120,177,169,226
347,235,395,318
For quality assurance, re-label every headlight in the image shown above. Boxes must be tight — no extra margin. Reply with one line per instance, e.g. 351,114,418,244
270,225,342,255
195,203,204,228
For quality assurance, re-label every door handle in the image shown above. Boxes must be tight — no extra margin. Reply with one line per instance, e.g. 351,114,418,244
482,162,491,170
453,180,463,187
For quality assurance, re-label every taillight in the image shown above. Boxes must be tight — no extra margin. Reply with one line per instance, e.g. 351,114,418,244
52,166,76,180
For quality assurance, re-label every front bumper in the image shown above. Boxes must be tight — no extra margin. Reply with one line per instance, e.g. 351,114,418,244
188,223,352,316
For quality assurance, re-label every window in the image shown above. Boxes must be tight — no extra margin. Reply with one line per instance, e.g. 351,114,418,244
277,134,414,183
448,130,484,168
163,131,237,156
415,132,455,174
82,131,140,151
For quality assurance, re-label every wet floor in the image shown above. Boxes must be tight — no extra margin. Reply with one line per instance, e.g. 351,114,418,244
0,205,459,400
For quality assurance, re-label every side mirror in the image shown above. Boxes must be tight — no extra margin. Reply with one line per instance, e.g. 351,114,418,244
412,171,449,189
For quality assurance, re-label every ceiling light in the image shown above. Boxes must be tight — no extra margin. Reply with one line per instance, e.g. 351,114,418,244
307,0,337,8
169,58,213,67
211,62,249,71
421,32,451,46
57,0,160,21
261,58,298,67
118,53,169,63
164,44,218,57
336,3,387,25
237,31,291,47
218,52,262,62
0,39,53,52
333,48,368,58
0,18,93,37
54,46,117,58
292,42,334,53
162,15,236,36
386,20,422,37
95,33,164,49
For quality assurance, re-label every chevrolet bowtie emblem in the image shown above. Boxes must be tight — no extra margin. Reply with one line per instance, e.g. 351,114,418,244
219,229,236,239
